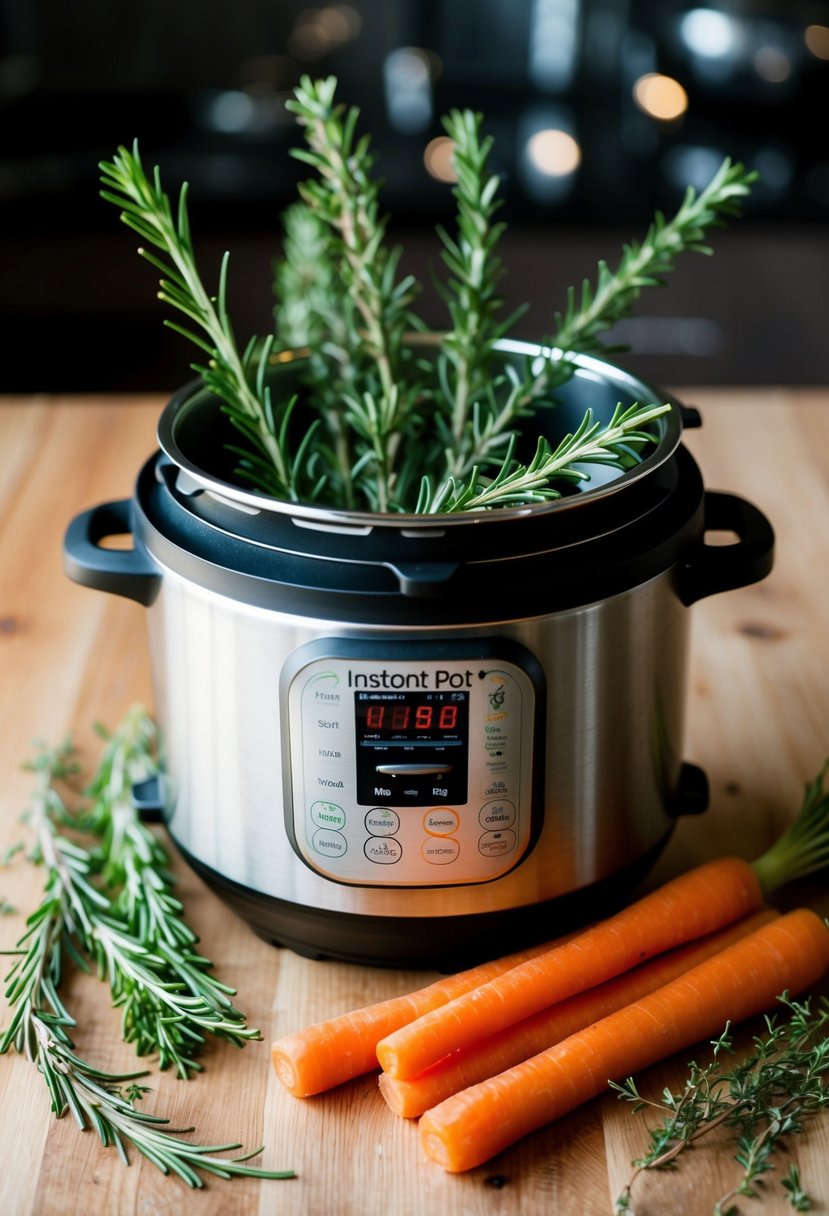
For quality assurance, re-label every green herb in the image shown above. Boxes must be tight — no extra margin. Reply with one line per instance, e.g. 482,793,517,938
1,711,292,1186
100,75,756,513
613,993,829,1215
99,143,306,501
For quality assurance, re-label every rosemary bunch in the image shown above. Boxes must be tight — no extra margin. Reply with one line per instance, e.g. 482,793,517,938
614,994,829,1215
1,736,291,1186
101,76,757,513
4,712,261,1078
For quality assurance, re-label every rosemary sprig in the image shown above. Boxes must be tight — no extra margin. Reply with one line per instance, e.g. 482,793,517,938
286,75,422,511
422,400,670,513
7,714,261,1078
613,993,829,1215
1,726,292,1186
273,202,357,506
434,107,520,475
550,157,758,363
25,1020,295,1188
98,143,301,501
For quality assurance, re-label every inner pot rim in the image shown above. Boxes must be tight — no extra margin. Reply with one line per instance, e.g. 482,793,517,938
156,336,684,531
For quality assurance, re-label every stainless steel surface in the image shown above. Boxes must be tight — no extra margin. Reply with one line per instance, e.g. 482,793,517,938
148,562,688,919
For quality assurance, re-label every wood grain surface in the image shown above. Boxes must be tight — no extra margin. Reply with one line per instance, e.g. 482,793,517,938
1,389,828,1216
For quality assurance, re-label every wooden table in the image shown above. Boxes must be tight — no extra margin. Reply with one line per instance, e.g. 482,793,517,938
1,388,828,1216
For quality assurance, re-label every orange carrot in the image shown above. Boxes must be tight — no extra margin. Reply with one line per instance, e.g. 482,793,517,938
377,855,764,1080
419,907,829,1173
378,907,778,1118
271,928,585,1096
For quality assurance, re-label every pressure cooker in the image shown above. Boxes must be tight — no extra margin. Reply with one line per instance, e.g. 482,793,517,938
63,340,774,967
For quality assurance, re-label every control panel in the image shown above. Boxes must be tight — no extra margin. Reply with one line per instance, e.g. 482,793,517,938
280,639,544,887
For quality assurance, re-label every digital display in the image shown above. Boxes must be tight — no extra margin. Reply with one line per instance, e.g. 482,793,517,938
354,690,469,806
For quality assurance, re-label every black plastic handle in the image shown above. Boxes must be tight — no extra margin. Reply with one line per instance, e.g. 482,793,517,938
63,499,161,606
677,490,775,606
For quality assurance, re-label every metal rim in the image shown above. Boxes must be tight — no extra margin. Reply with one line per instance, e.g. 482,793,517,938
156,337,684,531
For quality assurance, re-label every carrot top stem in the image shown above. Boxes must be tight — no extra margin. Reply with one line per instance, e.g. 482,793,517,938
752,761,829,895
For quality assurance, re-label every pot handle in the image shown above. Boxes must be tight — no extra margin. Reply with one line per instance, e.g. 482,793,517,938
63,499,161,606
677,490,775,606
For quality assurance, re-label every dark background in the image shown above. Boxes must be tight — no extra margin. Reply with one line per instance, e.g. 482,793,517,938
2,0,828,393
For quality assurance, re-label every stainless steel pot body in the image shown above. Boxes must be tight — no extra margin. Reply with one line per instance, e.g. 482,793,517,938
63,344,775,964
145,565,689,924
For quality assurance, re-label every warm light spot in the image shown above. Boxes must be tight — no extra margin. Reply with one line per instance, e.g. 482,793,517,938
805,24,829,60
633,73,689,122
754,46,791,82
526,128,581,177
424,136,457,183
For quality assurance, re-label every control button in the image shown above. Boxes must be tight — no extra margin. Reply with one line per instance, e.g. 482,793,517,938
364,837,402,865
311,828,347,857
482,778,511,799
310,800,346,831
479,800,516,829
365,807,400,836
422,837,460,865
423,807,460,836
478,829,517,857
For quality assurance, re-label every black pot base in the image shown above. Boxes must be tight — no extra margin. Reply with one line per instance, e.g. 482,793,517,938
171,833,674,970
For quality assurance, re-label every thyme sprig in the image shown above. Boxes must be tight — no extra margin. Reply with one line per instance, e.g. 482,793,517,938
1,717,291,1186
613,993,829,1215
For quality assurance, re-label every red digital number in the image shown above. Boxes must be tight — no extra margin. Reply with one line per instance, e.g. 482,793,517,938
438,704,458,730
391,704,411,730
415,704,433,730
366,705,385,729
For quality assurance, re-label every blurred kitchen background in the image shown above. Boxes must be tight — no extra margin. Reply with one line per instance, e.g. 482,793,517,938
1,0,828,392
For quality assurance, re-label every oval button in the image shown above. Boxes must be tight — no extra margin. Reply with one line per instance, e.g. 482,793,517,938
364,837,402,865
311,800,346,831
479,799,516,829
423,807,460,836
312,827,347,857
365,807,400,836
422,837,460,865
478,829,516,857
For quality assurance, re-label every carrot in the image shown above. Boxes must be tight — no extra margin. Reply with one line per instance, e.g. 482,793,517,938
418,907,829,1173
271,928,585,1096
378,907,778,1118
376,855,764,1080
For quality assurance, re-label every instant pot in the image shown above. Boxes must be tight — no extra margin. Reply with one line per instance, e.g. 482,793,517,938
63,340,774,967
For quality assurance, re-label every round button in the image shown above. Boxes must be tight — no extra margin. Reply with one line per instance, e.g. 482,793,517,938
423,807,460,836
364,837,402,865
310,800,346,831
478,829,516,857
365,807,400,836
312,827,347,857
479,800,516,829
422,837,460,865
